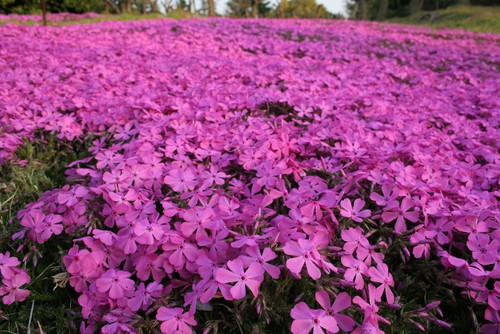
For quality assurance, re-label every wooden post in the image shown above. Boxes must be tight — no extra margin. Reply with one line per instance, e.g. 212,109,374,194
41,0,47,26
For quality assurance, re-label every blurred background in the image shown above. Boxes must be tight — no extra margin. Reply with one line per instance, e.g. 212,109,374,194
0,0,498,19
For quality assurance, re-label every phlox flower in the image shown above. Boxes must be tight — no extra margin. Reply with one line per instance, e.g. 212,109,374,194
410,231,431,259
381,198,419,232
179,207,216,240
156,307,197,334
0,252,21,278
290,302,338,334
200,165,227,187
369,184,399,207
368,263,395,304
198,227,229,259
481,307,500,334
341,227,371,259
34,214,63,243
467,233,498,265
284,239,323,280
57,185,89,207
341,256,368,290
215,258,264,299
135,253,170,281
101,308,135,333
134,219,165,245
95,269,134,299
315,290,355,332
240,246,281,279
107,189,138,213
0,271,30,304
127,281,163,311
164,168,197,193
339,199,371,223
162,235,198,269
423,219,454,245
353,285,386,334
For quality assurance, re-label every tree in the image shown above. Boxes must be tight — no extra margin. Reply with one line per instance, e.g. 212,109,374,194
409,0,423,14
207,0,215,16
227,0,272,17
252,0,258,17
376,0,388,20
273,0,333,18
357,0,368,19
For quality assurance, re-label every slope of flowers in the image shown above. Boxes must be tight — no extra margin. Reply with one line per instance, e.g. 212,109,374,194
0,19,499,333
0,12,103,23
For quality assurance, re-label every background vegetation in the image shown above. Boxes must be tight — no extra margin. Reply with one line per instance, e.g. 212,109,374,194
1,0,500,33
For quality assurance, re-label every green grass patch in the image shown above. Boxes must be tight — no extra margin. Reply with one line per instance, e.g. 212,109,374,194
388,5,500,34
0,134,92,333
0,11,199,26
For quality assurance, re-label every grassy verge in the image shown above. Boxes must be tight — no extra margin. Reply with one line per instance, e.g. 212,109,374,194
0,135,92,333
388,5,500,34
0,10,198,26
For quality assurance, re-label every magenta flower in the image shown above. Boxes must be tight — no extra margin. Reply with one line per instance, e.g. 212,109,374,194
127,282,163,311
95,269,134,299
57,185,89,207
341,256,368,290
156,307,197,334
164,168,197,193
162,236,198,269
467,233,498,265
339,199,371,222
290,302,338,334
0,252,21,278
0,272,30,304
284,239,322,279
382,198,419,232
368,263,395,304
179,207,216,240
135,253,169,281
341,227,371,259
34,214,63,243
370,184,399,207
134,219,165,245
315,290,355,332
481,307,500,334
353,285,387,334
215,259,264,299
240,246,280,279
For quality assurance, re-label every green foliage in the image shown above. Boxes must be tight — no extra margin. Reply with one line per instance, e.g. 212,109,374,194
46,0,105,14
0,0,37,14
0,0,105,14
275,0,334,18
226,0,273,17
388,5,500,33
347,0,500,22
0,134,92,333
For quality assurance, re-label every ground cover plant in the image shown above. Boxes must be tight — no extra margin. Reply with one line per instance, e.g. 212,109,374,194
0,18,499,333
0,12,103,24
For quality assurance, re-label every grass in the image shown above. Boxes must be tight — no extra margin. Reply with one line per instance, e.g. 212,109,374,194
0,10,198,26
0,134,92,333
388,5,500,34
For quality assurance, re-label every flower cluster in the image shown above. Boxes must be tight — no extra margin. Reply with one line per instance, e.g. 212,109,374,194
1,19,499,333
0,252,30,305
0,12,103,23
